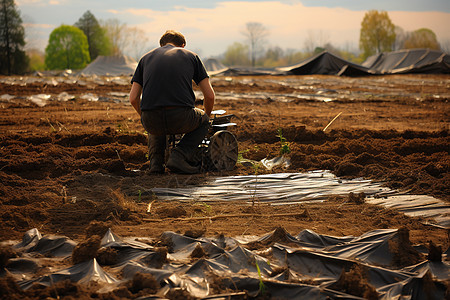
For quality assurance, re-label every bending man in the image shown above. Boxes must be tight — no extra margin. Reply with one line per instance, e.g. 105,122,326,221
129,30,215,174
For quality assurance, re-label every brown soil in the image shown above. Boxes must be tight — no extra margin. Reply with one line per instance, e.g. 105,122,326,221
0,74,449,298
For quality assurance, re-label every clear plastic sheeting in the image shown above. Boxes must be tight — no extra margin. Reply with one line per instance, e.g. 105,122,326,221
151,171,390,204
27,94,51,107
151,171,450,228
19,259,118,290
79,55,137,76
261,156,291,170
366,195,450,228
5,228,448,299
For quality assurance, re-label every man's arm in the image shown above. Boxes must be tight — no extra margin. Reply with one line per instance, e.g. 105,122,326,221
129,82,143,116
198,78,215,117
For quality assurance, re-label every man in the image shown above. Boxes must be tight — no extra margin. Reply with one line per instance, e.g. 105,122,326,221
129,30,215,174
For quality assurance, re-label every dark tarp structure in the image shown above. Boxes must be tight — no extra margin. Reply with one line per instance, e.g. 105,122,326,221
4,226,448,299
203,58,228,75
264,49,450,77
80,55,137,76
278,51,370,76
362,48,450,75
75,49,449,77
209,66,285,76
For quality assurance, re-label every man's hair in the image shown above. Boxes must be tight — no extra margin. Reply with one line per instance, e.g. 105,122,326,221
159,30,186,47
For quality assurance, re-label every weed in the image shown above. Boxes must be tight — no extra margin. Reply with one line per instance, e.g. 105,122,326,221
237,149,250,163
116,123,130,134
276,128,291,155
255,259,267,295
193,201,213,216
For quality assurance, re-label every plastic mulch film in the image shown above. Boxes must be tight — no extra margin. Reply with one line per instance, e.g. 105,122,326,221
4,228,448,299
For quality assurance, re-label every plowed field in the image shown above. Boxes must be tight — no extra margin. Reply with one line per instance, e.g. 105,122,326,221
0,74,449,298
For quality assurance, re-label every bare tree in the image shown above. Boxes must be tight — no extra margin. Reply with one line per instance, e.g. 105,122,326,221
304,30,330,54
101,19,150,59
241,22,268,67
123,26,150,60
101,18,127,56
393,26,407,51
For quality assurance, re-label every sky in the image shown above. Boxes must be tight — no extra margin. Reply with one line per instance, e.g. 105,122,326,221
17,0,450,58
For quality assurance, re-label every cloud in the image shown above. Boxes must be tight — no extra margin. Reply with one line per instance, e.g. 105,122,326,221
115,2,364,55
114,1,450,56
23,23,54,29
107,9,120,15
17,0,65,5
15,0,450,56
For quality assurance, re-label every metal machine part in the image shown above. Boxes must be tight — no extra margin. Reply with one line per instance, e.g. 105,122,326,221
167,110,238,172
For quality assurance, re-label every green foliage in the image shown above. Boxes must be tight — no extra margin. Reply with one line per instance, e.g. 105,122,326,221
45,25,90,70
74,10,112,60
101,18,127,56
27,49,45,71
222,42,250,66
403,28,440,50
276,128,291,156
237,149,249,164
255,259,267,295
221,44,361,68
359,10,396,59
0,0,29,75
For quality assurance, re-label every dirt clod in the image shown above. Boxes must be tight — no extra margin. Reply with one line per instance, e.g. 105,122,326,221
72,235,101,264
96,247,119,265
390,227,424,268
0,246,17,268
85,220,111,238
128,272,159,294
427,241,442,262
332,265,378,300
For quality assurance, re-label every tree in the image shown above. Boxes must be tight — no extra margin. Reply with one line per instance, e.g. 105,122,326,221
284,48,307,66
304,30,330,54
403,28,440,50
0,0,29,75
262,46,284,67
101,18,127,56
221,42,250,66
27,48,44,71
45,25,90,70
122,26,150,60
74,10,111,61
393,26,407,51
100,19,152,59
359,10,396,59
241,22,268,67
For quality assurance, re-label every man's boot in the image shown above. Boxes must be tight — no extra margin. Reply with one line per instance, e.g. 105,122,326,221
148,134,166,174
166,148,200,174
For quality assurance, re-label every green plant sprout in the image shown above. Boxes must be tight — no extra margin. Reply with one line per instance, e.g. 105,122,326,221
200,202,212,215
237,149,250,164
255,259,267,295
276,128,291,155
116,123,130,134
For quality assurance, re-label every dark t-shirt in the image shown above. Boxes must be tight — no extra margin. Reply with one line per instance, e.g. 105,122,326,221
131,44,209,111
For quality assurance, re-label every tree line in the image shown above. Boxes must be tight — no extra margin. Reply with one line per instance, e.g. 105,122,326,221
0,0,446,75
227,10,444,67
1,1,150,74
